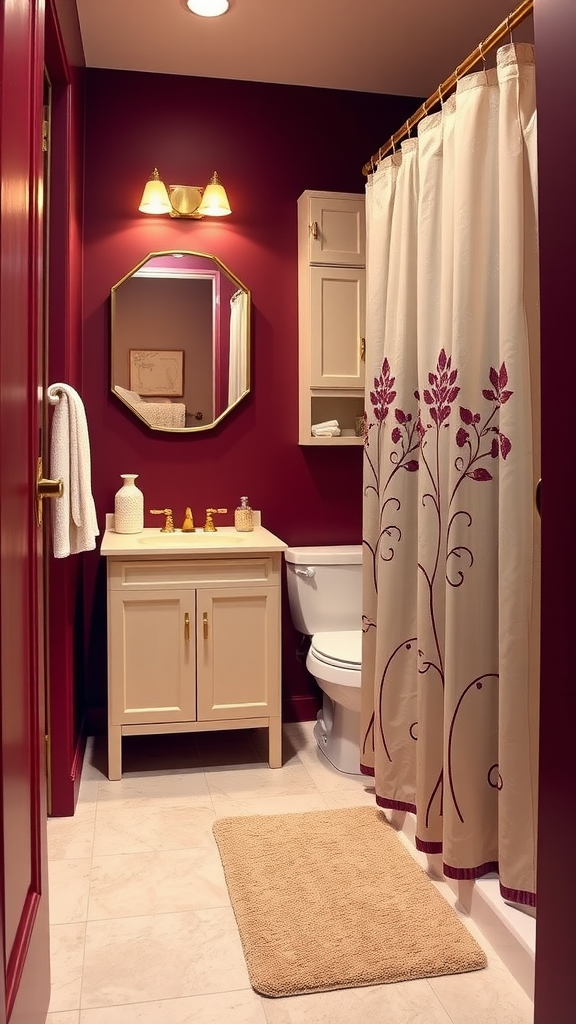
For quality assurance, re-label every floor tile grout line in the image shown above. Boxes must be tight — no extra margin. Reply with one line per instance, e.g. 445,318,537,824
48,730,533,1023
77,773,100,1014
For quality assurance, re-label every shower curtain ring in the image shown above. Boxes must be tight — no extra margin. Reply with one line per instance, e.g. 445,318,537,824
438,83,443,109
506,15,513,43
478,41,486,67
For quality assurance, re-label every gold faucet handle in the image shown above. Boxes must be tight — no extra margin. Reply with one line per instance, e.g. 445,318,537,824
204,507,228,532
182,507,195,532
150,508,175,532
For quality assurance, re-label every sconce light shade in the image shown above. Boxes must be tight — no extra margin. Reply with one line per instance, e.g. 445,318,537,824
138,168,172,215
197,171,232,217
138,168,231,218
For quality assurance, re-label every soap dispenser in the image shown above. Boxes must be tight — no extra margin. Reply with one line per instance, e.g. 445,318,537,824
234,496,254,532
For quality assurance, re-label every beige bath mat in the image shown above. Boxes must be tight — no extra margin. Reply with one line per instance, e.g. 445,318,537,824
212,805,487,997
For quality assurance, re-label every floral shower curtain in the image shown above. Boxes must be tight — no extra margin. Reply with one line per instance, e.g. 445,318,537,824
360,44,540,904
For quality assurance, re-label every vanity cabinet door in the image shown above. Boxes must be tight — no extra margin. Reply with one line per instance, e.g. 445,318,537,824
196,587,281,722
109,588,196,726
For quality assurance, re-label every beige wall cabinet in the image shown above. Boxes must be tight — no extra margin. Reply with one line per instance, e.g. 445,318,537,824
106,551,283,779
298,190,366,445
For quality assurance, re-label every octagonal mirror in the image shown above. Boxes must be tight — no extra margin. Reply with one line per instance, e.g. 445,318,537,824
110,250,250,432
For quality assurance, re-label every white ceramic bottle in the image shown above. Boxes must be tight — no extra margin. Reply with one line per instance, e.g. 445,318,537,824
234,496,254,532
114,474,144,534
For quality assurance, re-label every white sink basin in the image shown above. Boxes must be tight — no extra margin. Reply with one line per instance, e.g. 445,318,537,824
100,524,288,558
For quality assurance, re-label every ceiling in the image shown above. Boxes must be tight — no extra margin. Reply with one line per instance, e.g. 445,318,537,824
75,0,533,99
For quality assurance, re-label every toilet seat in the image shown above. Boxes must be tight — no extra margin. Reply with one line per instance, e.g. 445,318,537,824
310,630,361,673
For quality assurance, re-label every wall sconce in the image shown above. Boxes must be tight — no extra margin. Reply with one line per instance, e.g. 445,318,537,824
138,168,232,218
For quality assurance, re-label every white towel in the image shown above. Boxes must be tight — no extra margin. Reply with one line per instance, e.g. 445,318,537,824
311,419,339,431
47,383,100,558
311,426,341,437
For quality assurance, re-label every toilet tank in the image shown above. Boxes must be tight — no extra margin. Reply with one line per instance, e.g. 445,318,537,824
284,545,362,634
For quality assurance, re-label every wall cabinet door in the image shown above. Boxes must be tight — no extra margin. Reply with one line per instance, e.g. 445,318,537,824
310,266,366,389
196,587,280,721
109,589,196,725
308,195,365,266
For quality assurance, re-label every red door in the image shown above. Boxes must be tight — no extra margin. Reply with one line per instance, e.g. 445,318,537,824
0,0,51,1020
533,0,576,1021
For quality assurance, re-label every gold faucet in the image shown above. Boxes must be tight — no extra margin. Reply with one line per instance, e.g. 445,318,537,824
182,507,195,532
203,507,228,532
150,508,175,532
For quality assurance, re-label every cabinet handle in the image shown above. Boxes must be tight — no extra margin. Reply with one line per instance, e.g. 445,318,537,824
360,337,366,361
311,220,318,240
203,612,208,640
184,612,190,641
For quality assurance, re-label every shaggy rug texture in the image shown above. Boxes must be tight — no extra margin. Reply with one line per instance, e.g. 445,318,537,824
212,805,487,997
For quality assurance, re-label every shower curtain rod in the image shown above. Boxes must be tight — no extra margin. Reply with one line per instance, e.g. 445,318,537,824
362,0,533,176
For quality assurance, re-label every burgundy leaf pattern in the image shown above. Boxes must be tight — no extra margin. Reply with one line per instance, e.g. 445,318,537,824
500,433,512,459
370,358,397,423
365,349,514,829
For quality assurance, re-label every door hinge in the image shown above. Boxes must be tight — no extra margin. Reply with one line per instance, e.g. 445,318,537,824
42,106,50,153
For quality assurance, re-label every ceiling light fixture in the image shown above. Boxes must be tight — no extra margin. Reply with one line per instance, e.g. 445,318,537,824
138,168,232,218
186,0,230,17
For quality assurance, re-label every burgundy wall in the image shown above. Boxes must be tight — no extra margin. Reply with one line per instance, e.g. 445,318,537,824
533,0,576,1020
82,68,417,722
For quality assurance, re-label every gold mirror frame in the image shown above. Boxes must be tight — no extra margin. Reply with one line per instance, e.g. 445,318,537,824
110,250,251,433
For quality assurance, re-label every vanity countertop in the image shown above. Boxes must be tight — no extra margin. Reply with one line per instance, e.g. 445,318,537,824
100,525,288,558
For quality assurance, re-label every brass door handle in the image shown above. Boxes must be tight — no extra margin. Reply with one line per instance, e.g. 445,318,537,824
184,612,190,641
203,612,208,640
36,457,63,525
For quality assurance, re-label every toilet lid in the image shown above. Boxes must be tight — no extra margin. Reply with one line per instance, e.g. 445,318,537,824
311,630,362,670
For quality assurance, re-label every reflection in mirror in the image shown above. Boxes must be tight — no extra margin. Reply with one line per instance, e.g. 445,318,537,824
111,251,250,432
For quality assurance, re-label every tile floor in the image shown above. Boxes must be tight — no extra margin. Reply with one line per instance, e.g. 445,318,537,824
47,722,534,1024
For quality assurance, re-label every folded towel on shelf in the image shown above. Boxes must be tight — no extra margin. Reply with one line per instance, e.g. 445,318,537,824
311,419,340,431
47,383,100,558
311,426,342,437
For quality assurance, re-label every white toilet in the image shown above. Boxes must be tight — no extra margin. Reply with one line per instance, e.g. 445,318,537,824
285,545,363,774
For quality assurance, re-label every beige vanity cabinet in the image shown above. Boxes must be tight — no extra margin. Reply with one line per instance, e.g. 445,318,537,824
104,537,285,780
298,189,366,445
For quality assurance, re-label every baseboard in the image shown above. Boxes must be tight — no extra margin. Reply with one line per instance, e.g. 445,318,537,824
386,808,535,1001
282,694,321,723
